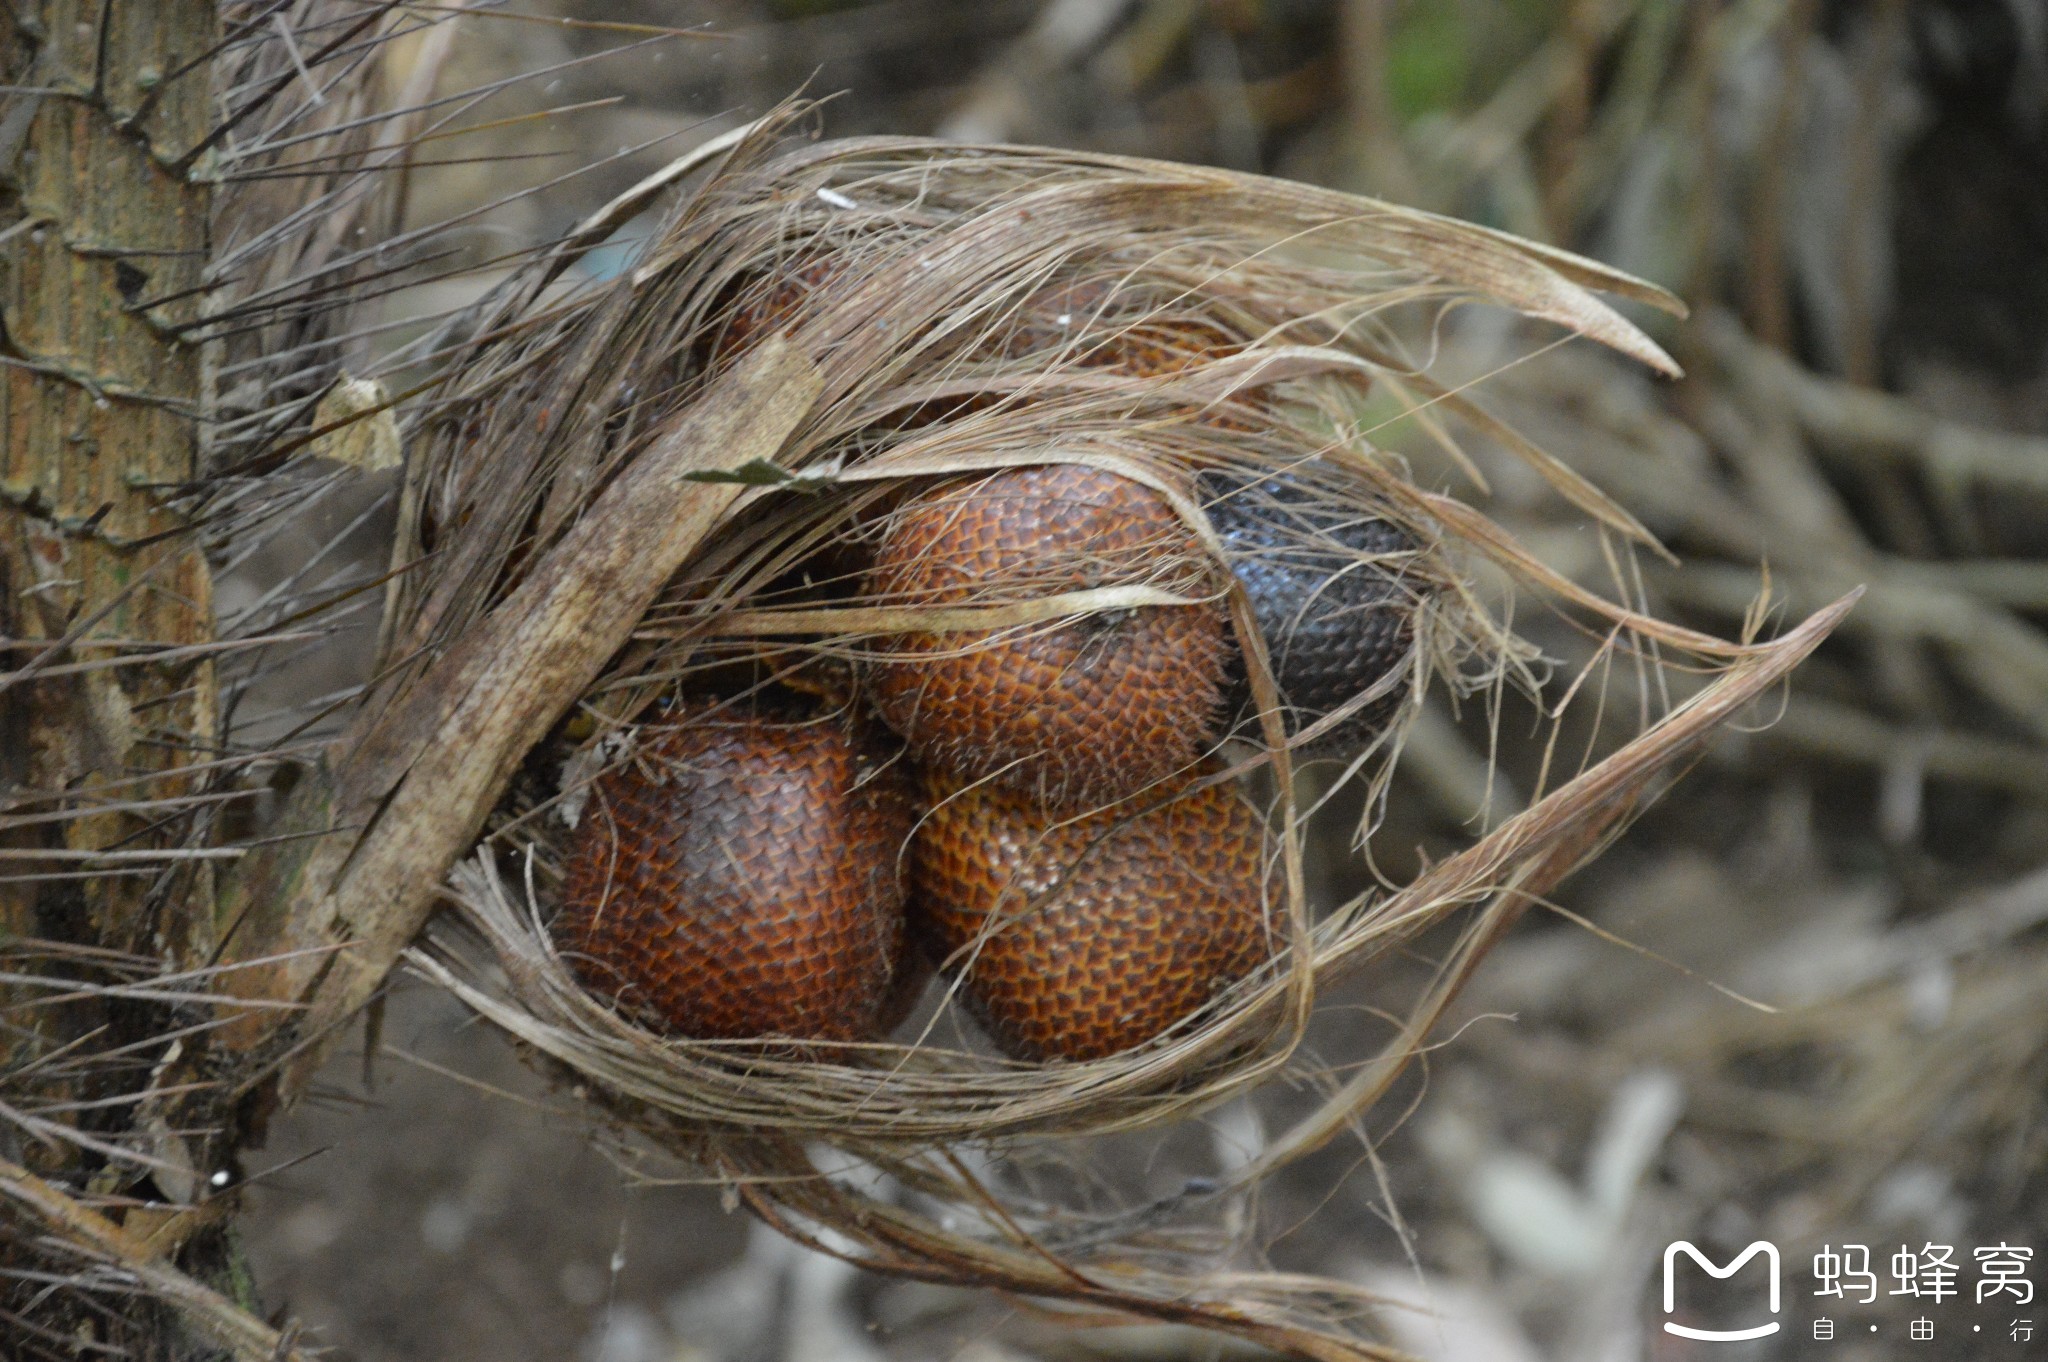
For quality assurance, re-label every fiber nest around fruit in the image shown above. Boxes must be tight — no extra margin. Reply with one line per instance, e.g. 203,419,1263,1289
405,115,1727,1132
384,109,1846,1362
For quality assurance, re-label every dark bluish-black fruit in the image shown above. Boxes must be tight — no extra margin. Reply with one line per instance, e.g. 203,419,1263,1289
1201,466,1424,756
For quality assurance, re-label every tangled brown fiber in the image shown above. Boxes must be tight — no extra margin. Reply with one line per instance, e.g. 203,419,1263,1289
300,104,1859,1359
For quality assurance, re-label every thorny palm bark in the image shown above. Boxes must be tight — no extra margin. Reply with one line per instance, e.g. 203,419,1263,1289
0,3,261,1355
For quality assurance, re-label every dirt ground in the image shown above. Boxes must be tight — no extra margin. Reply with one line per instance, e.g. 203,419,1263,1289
242,981,747,1362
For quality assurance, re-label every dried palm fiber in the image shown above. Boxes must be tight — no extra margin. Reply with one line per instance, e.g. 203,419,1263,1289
174,100,1846,1360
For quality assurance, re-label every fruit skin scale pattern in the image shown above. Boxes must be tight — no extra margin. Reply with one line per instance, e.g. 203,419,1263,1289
865,464,1232,813
911,765,1278,1062
552,709,916,1043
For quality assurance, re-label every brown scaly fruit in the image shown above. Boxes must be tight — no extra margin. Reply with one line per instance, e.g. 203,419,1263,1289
910,763,1278,1062
552,703,916,1043
864,463,1231,811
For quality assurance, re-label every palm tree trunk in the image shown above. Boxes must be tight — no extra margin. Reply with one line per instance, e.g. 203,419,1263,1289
1,3,245,1353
